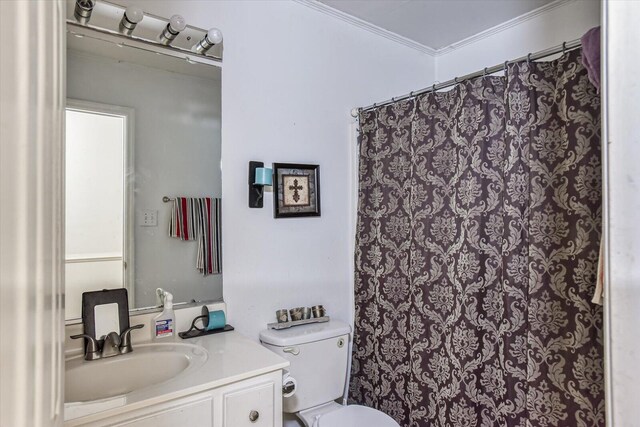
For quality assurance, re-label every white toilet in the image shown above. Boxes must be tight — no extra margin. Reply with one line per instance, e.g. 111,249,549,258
260,320,399,427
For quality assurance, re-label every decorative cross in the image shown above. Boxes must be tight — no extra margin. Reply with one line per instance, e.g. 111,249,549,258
288,179,304,203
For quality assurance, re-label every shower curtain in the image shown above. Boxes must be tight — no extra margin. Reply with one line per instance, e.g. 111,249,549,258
350,49,603,426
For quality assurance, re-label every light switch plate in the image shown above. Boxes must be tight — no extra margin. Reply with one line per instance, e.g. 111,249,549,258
140,209,158,227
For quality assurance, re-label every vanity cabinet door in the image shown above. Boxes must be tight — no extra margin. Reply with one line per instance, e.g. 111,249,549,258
111,395,213,427
65,372,282,427
222,381,275,427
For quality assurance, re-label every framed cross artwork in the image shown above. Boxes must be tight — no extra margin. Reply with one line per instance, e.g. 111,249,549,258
272,163,321,218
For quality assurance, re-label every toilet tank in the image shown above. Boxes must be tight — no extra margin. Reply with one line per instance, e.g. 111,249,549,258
260,320,351,413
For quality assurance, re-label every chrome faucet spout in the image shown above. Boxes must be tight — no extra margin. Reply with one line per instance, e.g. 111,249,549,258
101,331,122,358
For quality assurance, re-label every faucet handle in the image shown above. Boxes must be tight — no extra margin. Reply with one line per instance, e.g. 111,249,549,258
70,334,101,360
120,324,144,354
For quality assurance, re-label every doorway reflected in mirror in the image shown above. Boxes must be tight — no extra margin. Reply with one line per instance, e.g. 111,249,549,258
65,102,134,319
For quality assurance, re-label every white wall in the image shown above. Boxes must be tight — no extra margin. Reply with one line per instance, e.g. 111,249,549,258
67,50,223,308
114,0,435,341
605,1,640,424
435,0,600,82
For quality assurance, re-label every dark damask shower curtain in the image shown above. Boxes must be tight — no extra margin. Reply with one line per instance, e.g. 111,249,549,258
350,49,603,427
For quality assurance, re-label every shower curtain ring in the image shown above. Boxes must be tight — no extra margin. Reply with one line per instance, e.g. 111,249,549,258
527,53,532,64
504,60,509,70
562,41,567,54
410,91,414,97
483,67,488,77
432,84,436,93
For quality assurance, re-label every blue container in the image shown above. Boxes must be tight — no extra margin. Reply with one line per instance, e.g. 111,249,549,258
202,306,226,331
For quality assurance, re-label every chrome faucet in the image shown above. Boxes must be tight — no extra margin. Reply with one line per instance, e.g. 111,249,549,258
101,331,122,358
70,324,144,361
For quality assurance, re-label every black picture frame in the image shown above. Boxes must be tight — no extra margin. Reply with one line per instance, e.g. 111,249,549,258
273,163,321,218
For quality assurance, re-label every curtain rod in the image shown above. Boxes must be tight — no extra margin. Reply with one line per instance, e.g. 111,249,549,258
350,38,582,117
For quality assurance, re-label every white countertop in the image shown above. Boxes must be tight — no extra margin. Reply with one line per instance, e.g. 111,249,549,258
65,330,289,425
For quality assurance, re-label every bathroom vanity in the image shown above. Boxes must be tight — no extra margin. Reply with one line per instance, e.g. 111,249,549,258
64,330,289,426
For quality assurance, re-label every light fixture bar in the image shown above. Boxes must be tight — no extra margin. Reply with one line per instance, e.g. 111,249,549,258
66,1,223,61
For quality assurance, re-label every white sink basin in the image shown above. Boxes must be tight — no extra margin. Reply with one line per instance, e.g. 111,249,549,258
65,342,208,403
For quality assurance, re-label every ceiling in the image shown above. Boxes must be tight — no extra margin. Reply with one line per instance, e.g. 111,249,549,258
317,0,556,51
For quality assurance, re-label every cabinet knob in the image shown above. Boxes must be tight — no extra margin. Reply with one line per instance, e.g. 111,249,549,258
249,410,260,422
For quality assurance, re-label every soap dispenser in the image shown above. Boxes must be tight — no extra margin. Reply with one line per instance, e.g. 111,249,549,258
152,289,175,340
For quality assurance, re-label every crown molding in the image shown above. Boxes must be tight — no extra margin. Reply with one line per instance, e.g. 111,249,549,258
434,0,574,55
294,0,574,57
293,0,438,55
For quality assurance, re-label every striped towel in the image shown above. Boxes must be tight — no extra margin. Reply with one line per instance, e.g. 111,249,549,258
169,197,221,276
169,198,199,241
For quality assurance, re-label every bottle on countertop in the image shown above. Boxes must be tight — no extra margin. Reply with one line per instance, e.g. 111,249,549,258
152,288,175,340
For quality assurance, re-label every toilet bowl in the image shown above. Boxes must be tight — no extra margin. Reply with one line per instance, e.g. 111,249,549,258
259,320,399,427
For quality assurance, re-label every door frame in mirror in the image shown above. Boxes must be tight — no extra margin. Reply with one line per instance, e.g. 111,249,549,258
66,98,136,314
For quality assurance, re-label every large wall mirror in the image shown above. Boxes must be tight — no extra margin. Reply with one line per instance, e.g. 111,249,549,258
65,27,222,320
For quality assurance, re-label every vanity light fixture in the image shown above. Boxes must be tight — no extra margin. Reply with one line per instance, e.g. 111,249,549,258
159,14,187,45
249,161,273,208
194,28,223,54
119,6,144,36
74,0,96,25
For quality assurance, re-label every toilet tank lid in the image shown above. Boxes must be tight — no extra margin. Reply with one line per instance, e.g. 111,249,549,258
259,320,351,346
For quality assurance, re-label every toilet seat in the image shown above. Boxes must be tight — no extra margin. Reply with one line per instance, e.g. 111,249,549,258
316,404,399,427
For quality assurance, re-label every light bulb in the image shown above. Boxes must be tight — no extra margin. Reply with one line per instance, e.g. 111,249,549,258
194,27,223,54
124,6,144,24
159,14,187,45
169,14,187,32
206,28,223,45
120,6,144,35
